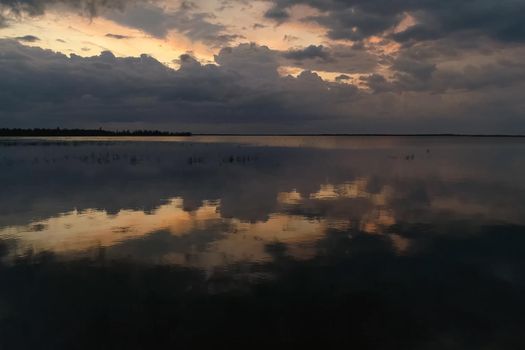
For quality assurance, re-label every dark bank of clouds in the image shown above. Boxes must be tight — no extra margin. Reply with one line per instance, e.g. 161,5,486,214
1,39,525,133
0,40,360,130
366,38,525,94
265,0,525,43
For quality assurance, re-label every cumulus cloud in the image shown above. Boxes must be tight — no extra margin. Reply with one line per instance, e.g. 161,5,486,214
215,43,280,83
0,40,361,130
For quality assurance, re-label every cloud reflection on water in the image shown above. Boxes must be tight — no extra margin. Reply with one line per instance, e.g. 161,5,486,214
1,136,524,266
3,176,402,268
2,137,525,349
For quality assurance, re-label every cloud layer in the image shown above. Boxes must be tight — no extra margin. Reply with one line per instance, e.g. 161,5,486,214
0,0,525,132
1,38,525,133
266,0,525,43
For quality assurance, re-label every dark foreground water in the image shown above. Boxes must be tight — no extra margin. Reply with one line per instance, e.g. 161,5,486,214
1,136,525,349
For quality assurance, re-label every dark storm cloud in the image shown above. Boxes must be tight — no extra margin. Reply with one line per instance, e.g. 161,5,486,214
312,6,402,41
361,56,525,95
0,40,360,129
266,0,525,43
1,39,525,133
367,37,525,94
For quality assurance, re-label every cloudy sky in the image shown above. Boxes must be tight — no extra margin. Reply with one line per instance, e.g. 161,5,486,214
1,0,524,133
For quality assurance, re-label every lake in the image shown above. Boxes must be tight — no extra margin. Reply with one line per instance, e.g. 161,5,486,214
1,136,525,349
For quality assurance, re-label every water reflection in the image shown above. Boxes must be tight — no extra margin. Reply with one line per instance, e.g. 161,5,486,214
0,198,328,267
1,136,525,349
0,175,444,267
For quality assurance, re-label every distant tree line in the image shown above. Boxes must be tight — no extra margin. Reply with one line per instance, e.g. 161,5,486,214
0,128,192,137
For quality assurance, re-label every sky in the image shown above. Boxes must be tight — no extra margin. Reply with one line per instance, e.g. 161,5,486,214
0,0,524,133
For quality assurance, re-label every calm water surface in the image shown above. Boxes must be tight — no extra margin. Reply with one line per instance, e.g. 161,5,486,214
1,136,525,349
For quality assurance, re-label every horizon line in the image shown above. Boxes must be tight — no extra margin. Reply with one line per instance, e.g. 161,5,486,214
1,128,525,137
193,133,525,137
